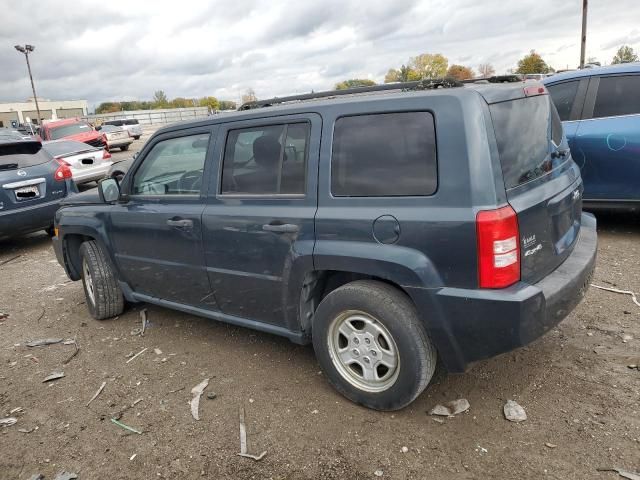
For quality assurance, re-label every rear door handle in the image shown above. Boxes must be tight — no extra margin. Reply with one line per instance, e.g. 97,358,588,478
166,218,193,229
262,223,299,233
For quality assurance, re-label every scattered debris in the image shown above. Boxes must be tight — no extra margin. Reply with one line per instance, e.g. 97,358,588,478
622,334,633,343
130,453,137,461
431,417,444,424
475,445,488,455
0,312,9,320
132,398,143,407
154,348,162,355
504,400,527,422
591,284,640,308
9,407,24,414
206,392,217,400
237,407,267,461
0,417,17,427
168,387,185,394
27,475,44,480
190,378,209,420
311,409,319,414
125,351,135,358
140,309,148,336
86,381,107,406
597,468,640,480
62,335,80,365
26,338,63,347
54,471,78,480
374,470,384,477
401,446,409,453
126,347,148,364
545,443,557,448
429,398,470,416
18,428,34,433
62,339,75,345
628,365,638,370
43,371,65,383
0,254,22,266
111,418,142,435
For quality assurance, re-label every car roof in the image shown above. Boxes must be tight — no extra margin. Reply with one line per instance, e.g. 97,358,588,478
154,82,532,135
43,118,85,127
543,62,640,84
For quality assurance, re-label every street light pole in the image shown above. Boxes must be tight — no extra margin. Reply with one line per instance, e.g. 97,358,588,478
14,44,42,125
579,0,588,69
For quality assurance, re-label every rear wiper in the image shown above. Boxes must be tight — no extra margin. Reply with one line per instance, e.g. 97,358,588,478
0,163,19,171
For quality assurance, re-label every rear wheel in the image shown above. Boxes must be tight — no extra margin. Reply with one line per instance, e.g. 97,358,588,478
120,144,130,151
312,280,437,410
79,240,124,320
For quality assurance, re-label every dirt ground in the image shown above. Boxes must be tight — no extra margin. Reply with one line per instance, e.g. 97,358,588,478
1,212,638,480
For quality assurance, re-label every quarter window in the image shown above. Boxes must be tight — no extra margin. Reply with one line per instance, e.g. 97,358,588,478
221,123,309,195
331,112,437,196
133,133,210,195
547,81,579,121
593,75,640,118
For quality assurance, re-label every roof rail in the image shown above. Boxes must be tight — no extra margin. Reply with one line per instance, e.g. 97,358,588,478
462,74,523,84
238,77,464,110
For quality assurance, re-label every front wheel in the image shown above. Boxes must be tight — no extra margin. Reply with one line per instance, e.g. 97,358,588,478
79,240,124,320
312,280,437,411
120,144,130,151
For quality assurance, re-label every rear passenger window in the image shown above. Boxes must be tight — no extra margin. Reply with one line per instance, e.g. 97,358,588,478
547,81,579,121
331,112,437,196
593,75,640,118
221,123,309,195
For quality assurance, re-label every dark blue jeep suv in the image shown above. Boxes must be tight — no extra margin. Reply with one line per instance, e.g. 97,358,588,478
52,80,597,410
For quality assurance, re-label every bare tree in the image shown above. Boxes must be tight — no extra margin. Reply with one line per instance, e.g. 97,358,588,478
477,63,495,78
241,88,257,105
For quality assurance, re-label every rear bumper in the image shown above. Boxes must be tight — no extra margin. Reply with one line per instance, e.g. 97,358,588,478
71,162,114,184
409,212,597,373
0,198,60,238
107,138,134,148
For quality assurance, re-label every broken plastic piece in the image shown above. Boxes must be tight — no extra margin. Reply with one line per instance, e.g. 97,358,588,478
190,378,209,420
43,371,65,383
110,418,142,434
0,417,17,427
238,407,267,461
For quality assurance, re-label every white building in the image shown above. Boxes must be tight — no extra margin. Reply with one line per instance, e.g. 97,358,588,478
0,98,89,127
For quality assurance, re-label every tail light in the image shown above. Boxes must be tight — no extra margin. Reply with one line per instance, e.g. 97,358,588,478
476,205,520,288
524,85,548,97
103,149,112,160
54,158,73,181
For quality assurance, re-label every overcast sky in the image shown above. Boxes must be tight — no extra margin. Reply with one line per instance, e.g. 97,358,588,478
1,0,639,110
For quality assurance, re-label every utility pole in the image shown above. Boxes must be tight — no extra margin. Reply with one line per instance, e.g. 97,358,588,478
14,44,42,125
580,0,588,68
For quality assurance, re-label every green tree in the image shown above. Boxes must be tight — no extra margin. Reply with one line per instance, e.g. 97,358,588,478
477,63,495,78
218,100,237,110
516,51,551,74
334,78,376,90
152,90,169,108
446,64,475,80
410,53,448,79
612,45,638,64
95,102,121,114
198,96,220,111
170,97,191,108
384,65,420,83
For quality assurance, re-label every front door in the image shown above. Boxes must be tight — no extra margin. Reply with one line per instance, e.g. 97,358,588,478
110,128,216,308
202,114,321,329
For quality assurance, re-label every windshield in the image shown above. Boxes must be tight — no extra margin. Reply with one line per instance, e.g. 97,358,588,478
490,96,565,189
43,140,96,157
49,122,93,140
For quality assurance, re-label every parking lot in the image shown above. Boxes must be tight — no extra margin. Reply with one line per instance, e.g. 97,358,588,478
1,211,638,479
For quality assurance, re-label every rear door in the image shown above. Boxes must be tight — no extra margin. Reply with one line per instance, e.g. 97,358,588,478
572,74,640,201
201,114,320,329
109,128,215,307
0,141,64,213
488,91,583,283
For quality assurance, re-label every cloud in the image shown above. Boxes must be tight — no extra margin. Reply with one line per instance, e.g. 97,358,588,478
1,0,638,109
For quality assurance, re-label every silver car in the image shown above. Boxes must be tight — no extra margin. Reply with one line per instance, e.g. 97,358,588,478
97,124,134,151
103,119,143,140
42,139,113,184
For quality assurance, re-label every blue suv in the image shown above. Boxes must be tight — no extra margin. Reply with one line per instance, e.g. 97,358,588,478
543,63,640,210
52,80,597,410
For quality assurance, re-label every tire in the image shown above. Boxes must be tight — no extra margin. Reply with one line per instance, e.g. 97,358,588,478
120,145,130,151
133,136,141,140
45,226,55,237
79,240,124,320
312,280,437,411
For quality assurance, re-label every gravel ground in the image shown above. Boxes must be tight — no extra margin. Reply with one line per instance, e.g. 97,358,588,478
0,212,638,480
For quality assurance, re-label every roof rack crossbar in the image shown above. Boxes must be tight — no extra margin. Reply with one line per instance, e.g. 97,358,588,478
238,78,465,110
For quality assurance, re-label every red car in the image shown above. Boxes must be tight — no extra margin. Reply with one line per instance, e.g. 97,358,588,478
40,118,107,149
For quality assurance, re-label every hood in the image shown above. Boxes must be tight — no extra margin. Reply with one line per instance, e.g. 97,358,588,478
64,130,102,142
60,188,102,206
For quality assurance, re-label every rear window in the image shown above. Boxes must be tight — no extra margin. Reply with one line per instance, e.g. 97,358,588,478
49,122,93,140
490,96,560,189
331,112,437,196
104,120,123,126
43,140,95,157
0,141,52,169
124,119,139,125
593,75,640,118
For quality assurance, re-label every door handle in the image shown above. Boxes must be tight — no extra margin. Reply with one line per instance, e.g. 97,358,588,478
262,223,299,233
166,218,193,229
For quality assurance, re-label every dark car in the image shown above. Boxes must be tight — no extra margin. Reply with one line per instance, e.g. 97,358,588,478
0,139,76,239
543,63,640,210
52,80,597,410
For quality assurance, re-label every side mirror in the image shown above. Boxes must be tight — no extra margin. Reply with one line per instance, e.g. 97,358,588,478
98,178,120,203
